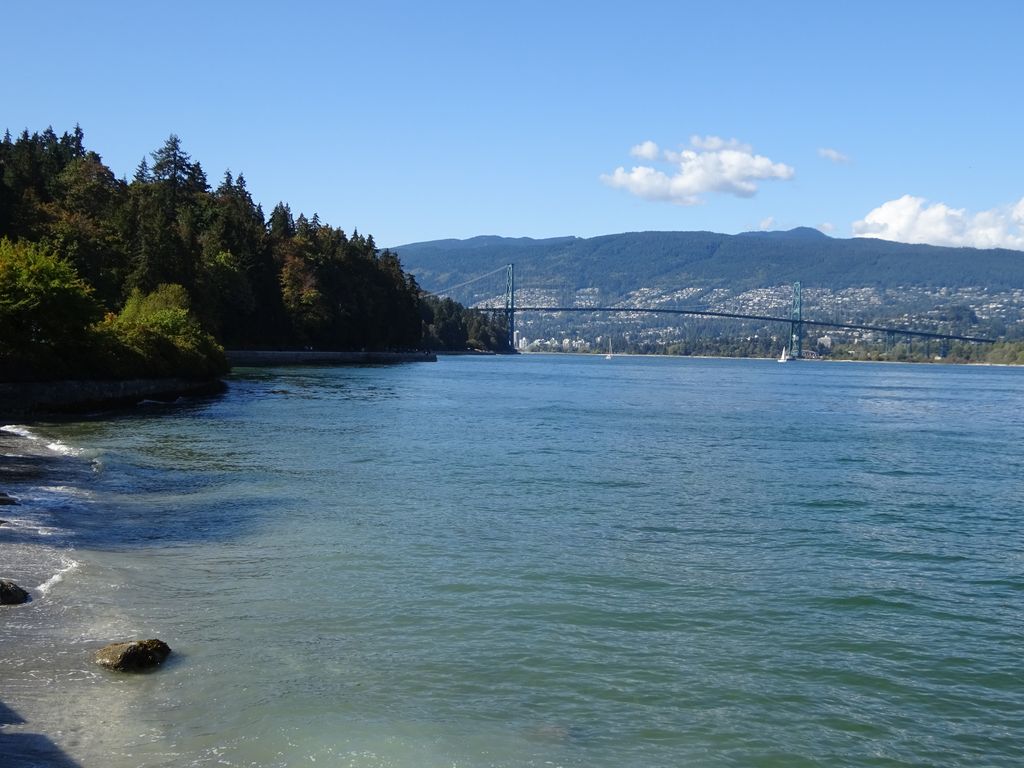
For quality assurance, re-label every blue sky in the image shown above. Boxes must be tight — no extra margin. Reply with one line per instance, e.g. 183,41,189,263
5,1,1023,248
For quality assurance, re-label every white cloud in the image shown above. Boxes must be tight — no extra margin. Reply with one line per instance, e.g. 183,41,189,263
630,140,660,160
690,135,753,153
818,147,849,164
818,222,836,233
852,194,1024,250
601,135,794,206
759,216,776,230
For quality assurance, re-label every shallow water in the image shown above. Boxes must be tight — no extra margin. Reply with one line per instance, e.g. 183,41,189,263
2,356,1024,767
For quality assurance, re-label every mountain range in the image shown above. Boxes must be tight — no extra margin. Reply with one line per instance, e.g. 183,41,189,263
393,229,1024,303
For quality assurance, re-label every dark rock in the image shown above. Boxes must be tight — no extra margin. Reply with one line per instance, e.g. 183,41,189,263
0,492,18,506
0,579,30,605
94,639,171,672
0,520,8,526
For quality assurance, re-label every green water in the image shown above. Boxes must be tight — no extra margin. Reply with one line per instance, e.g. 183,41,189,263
2,355,1023,767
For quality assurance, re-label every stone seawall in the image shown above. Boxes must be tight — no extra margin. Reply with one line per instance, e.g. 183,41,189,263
226,350,437,366
0,378,226,416
0,351,435,415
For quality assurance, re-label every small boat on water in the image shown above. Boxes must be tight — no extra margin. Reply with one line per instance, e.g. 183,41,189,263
605,338,613,360
778,345,790,363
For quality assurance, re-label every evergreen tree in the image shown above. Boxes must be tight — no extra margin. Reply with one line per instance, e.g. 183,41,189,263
150,134,193,191
268,202,295,240
128,135,208,293
1,124,449,364
134,157,151,183
46,153,129,305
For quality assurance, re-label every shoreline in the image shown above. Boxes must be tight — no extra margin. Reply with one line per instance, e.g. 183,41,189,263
0,424,86,607
0,423,110,768
1,349,438,417
0,378,225,418
0,423,90,551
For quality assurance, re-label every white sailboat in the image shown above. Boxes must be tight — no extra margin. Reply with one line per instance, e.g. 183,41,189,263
605,337,613,360
778,345,790,363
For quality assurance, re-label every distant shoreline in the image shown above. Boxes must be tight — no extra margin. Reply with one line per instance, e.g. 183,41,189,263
516,350,1022,367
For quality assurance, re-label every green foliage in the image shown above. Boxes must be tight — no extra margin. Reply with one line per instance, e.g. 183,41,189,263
0,238,102,357
422,297,467,349
1,125,440,381
984,342,1024,365
420,295,510,352
117,282,191,322
0,239,226,381
195,249,256,341
103,284,228,379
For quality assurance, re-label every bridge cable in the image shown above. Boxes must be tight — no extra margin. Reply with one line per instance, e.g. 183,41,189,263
420,266,511,298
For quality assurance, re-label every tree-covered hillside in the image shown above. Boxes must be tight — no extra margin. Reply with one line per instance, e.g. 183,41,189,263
0,126,510,381
395,229,1024,300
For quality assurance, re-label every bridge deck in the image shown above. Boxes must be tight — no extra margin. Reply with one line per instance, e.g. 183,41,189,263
512,306,995,344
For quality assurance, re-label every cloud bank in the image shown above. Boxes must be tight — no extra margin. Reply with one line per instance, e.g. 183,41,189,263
853,195,1024,250
603,136,794,205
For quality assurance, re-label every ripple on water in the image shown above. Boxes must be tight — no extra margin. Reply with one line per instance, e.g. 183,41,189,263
4,359,1024,768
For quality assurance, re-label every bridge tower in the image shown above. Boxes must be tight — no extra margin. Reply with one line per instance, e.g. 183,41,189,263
789,281,803,358
505,263,515,351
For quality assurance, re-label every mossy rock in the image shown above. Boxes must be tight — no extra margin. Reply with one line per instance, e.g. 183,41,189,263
94,639,172,672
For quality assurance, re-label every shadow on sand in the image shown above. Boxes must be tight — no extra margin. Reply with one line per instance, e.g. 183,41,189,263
0,700,83,768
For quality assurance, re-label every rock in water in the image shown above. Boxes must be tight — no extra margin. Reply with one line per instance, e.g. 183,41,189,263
94,639,172,671
0,492,18,506
0,579,30,604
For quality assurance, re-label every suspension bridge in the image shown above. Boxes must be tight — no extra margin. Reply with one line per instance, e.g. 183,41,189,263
424,264,997,357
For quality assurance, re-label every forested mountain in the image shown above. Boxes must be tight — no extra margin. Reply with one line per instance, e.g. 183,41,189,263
1,126,508,381
395,229,1024,299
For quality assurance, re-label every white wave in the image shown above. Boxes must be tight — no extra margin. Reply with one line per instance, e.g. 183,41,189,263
2,424,38,440
46,440,81,456
36,556,80,595
38,484,96,501
3,425,83,456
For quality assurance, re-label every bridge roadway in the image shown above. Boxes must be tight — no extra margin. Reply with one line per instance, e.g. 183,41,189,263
513,306,996,344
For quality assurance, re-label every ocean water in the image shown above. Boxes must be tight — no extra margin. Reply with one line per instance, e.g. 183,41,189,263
2,355,1023,767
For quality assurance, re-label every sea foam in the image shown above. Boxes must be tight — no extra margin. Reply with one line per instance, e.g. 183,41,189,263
3,425,82,456
36,556,80,596
2,423,38,440
46,440,81,456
